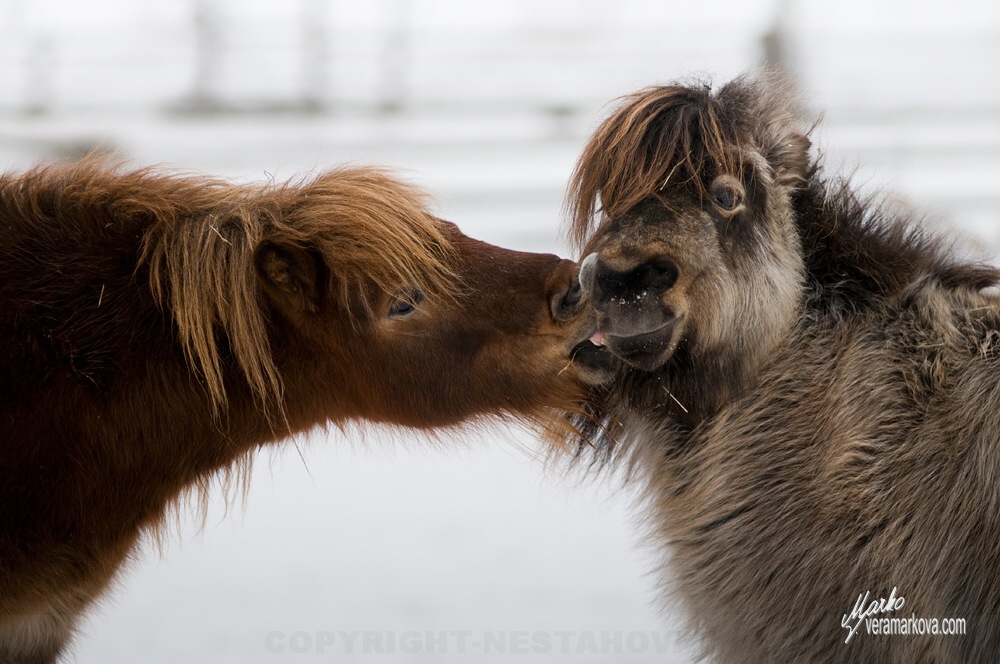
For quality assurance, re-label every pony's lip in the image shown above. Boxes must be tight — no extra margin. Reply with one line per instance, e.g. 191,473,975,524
602,320,681,372
569,338,615,384
566,318,616,385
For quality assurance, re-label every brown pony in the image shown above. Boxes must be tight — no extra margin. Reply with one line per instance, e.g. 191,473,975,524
566,76,1000,662
0,160,596,663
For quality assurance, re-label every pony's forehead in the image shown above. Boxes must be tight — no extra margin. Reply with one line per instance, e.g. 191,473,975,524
568,79,795,248
593,145,769,224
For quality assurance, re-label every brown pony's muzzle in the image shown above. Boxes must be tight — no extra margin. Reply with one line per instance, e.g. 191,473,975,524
545,255,608,383
547,258,585,322
546,258,618,382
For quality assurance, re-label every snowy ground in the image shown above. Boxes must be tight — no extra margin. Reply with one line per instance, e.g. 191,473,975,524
2,2,1000,662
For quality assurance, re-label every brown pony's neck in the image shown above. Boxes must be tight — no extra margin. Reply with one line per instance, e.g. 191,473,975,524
0,164,336,562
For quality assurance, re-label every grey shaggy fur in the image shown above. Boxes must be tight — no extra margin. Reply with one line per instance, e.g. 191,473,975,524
568,76,1000,662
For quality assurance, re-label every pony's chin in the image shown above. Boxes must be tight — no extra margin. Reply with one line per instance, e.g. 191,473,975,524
570,339,616,385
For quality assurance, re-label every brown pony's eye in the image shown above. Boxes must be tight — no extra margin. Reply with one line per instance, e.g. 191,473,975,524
710,175,745,213
387,288,423,318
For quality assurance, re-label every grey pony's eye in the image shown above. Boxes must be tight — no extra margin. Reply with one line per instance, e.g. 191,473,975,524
710,175,745,212
714,187,738,210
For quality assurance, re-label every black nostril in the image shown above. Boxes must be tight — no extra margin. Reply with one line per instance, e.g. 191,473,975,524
594,255,680,302
552,279,583,321
642,256,679,292
564,279,582,308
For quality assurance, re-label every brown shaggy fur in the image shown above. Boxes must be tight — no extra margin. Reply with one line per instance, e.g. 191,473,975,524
0,159,595,663
566,76,1000,662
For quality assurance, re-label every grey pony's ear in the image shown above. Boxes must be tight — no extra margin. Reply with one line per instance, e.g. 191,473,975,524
725,74,812,186
253,240,326,314
757,77,812,185
767,130,811,186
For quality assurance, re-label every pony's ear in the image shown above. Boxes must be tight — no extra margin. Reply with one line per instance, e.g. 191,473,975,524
253,240,325,314
767,130,811,186
727,74,812,185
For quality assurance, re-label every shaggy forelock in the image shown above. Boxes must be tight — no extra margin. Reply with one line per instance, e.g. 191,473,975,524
566,74,802,251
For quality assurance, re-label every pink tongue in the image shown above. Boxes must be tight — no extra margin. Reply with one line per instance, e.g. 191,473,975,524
589,331,606,347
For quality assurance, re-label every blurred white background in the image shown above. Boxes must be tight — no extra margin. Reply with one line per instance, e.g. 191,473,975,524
1,1,999,662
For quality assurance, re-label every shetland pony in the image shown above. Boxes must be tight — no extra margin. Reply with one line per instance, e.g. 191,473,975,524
0,160,596,663
566,77,1000,662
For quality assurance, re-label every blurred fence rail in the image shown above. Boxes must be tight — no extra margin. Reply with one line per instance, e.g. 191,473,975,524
0,0,998,250
0,0,996,115
0,1,760,114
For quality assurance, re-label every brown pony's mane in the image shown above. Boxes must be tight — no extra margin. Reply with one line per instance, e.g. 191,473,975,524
6,159,458,417
566,75,803,249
